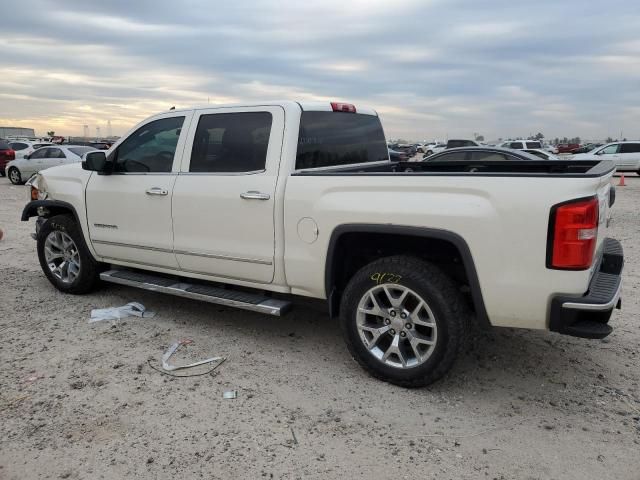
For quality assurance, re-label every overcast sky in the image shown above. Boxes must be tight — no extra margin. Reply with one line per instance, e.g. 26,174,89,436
1,0,639,141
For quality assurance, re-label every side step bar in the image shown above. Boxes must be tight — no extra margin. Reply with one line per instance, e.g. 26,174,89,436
100,269,292,316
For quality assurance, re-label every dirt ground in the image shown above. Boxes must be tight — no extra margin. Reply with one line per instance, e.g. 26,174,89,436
0,174,638,480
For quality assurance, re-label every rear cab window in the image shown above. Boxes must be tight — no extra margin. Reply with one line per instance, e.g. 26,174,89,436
295,112,388,170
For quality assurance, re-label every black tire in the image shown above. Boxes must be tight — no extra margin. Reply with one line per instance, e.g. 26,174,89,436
426,150,433,156
8,167,23,185
37,214,101,294
340,255,469,387
0,170,5,177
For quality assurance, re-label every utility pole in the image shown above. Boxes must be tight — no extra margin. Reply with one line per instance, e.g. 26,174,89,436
107,120,112,138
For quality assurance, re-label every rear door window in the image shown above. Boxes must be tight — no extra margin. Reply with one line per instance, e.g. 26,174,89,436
296,112,388,169
526,141,542,148
619,143,640,154
10,142,28,151
190,112,272,173
509,142,523,149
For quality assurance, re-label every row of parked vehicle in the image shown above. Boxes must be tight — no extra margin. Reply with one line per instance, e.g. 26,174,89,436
0,138,97,185
387,137,640,174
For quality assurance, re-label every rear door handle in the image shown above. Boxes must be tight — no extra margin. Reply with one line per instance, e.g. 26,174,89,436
240,191,270,200
146,187,168,196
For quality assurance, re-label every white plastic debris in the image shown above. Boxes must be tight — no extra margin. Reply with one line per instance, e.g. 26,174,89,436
89,302,156,323
223,390,237,399
161,339,223,372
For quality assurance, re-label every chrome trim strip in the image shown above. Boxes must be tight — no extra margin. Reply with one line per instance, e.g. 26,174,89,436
109,172,177,175
93,240,273,265
293,159,391,173
92,239,172,253
99,270,288,316
562,281,622,311
178,170,266,176
174,249,273,265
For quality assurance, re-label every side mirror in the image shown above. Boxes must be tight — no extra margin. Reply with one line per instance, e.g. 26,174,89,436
24,154,31,160
82,151,108,172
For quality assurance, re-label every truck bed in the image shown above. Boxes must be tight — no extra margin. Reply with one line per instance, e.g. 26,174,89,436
293,159,613,177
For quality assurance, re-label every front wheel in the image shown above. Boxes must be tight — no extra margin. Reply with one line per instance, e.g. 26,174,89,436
8,167,23,185
340,255,469,387
37,214,101,294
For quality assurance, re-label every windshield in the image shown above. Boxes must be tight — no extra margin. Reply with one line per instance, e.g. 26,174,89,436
296,112,389,169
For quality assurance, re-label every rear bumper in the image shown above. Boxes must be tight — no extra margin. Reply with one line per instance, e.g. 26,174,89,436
549,238,624,339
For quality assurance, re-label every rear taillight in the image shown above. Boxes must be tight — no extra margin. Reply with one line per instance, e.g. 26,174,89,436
1,149,15,160
331,102,356,113
547,197,599,270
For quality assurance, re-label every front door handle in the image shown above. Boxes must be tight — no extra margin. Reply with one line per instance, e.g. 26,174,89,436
146,187,168,196
240,191,270,200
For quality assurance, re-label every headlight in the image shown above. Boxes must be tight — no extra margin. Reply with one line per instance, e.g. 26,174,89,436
26,174,48,201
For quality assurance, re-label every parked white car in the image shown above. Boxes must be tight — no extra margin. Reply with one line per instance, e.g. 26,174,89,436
8,140,54,159
22,100,623,387
522,149,560,160
6,145,96,184
499,140,543,150
572,141,640,174
424,143,446,156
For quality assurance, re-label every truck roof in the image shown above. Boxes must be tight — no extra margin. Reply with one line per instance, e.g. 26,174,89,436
164,101,378,116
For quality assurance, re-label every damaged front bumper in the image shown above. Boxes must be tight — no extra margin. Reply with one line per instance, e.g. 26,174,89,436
549,238,624,339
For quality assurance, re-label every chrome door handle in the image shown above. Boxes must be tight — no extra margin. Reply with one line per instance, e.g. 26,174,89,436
146,187,168,196
240,191,270,200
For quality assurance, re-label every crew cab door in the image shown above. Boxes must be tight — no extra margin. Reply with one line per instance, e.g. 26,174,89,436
85,112,192,269
172,106,284,283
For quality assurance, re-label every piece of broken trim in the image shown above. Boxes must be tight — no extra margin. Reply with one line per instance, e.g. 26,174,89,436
161,339,223,372
90,302,155,323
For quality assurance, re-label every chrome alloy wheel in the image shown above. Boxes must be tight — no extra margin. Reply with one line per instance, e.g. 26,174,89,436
9,168,21,184
44,231,81,284
356,284,438,369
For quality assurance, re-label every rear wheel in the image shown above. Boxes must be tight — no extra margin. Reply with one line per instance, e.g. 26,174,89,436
340,255,469,387
37,215,101,294
8,167,22,185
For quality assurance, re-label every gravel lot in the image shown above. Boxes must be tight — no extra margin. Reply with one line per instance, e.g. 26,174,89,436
0,174,638,480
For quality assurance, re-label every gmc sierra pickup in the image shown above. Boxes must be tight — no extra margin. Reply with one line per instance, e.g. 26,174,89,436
22,100,624,387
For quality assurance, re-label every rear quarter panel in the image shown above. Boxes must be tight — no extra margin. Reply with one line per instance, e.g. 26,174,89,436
283,172,614,330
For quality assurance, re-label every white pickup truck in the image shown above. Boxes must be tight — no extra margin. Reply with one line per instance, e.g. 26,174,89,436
22,100,624,387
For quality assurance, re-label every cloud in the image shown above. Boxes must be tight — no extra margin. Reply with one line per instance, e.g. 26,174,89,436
0,0,639,141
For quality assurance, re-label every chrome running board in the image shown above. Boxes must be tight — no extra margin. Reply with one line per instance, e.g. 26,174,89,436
100,269,291,316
